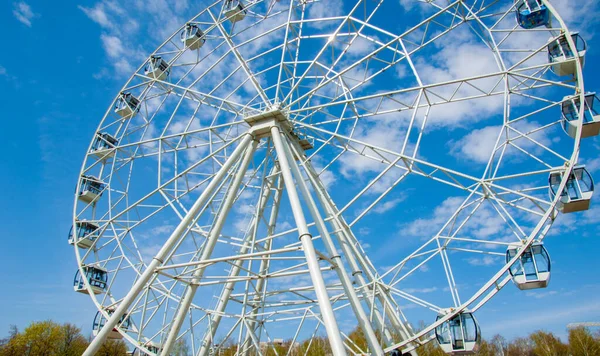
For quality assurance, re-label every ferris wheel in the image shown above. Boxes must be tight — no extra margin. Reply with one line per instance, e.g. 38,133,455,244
70,0,598,355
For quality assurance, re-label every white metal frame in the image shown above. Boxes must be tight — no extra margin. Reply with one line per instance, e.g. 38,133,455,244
72,0,593,355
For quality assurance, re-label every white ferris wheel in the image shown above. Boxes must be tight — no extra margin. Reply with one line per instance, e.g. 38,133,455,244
70,0,598,355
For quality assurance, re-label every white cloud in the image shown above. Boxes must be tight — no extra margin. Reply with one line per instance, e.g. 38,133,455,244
307,0,344,28
449,121,551,164
582,157,600,174
79,4,112,28
101,34,125,58
404,287,438,294
405,196,464,237
0,66,6,76
450,125,501,164
13,2,36,27
373,196,407,214
552,0,600,35
525,290,558,299
466,255,499,266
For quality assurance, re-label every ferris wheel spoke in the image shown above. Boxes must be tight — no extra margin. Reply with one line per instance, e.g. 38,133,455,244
304,123,482,193
288,1,386,107
287,0,467,112
102,134,246,233
281,0,371,105
75,0,593,354
206,9,271,105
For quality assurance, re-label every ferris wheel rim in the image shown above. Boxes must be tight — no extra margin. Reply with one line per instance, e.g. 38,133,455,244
71,0,592,354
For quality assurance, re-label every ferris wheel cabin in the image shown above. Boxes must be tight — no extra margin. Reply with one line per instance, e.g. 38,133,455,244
115,92,140,119
224,1,247,23
78,175,106,203
435,311,480,355
515,0,550,29
74,265,108,295
561,93,600,139
93,309,131,339
90,132,118,159
145,56,170,81
68,221,99,249
181,23,206,50
506,242,551,290
548,33,586,77
549,166,594,213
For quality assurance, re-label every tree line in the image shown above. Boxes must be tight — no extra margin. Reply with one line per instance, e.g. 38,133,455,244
1,320,599,355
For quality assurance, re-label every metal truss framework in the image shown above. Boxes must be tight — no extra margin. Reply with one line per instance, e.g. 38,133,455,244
72,0,590,355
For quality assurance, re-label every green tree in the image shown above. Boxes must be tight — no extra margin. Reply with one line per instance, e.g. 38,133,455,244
8,320,64,356
172,338,191,356
490,334,508,355
474,339,496,356
568,327,600,356
298,336,332,356
506,337,533,356
347,326,368,353
414,339,446,356
0,325,20,356
0,321,131,356
58,323,88,356
530,331,568,356
96,339,128,356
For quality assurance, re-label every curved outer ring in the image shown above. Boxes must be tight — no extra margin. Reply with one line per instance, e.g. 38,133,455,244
71,0,589,352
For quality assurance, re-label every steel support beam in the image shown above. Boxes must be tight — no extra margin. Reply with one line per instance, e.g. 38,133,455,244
270,125,347,356
83,134,254,356
197,167,280,356
160,138,259,356
281,134,384,356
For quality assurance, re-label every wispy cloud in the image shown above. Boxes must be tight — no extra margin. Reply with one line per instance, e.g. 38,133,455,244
0,66,6,76
466,256,499,266
13,1,37,27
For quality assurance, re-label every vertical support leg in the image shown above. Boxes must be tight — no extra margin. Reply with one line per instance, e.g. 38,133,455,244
270,125,347,356
160,139,259,356
240,173,284,356
196,167,280,356
83,134,254,356
302,159,418,354
280,135,383,356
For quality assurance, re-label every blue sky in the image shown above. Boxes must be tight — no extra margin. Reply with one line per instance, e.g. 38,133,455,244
1,0,600,349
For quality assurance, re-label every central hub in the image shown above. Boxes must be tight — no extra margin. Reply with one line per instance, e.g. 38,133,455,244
244,107,292,138
244,106,314,151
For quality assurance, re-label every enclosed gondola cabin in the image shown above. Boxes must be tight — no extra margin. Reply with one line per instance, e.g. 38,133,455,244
68,221,99,249
78,176,105,203
93,309,131,339
224,0,247,23
90,133,118,159
549,166,594,213
561,93,600,139
115,92,140,119
548,33,586,77
181,23,206,50
506,242,551,290
145,56,170,81
74,265,108,295
435,311,480,355
515,0,550,29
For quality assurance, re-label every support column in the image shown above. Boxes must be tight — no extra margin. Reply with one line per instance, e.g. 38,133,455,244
197,167,280,356
270,125,347,356
83,134,254,356
281,135,384,356
160,139,259,356
240,174,284,356
299,157,393,344
302,158,418,355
